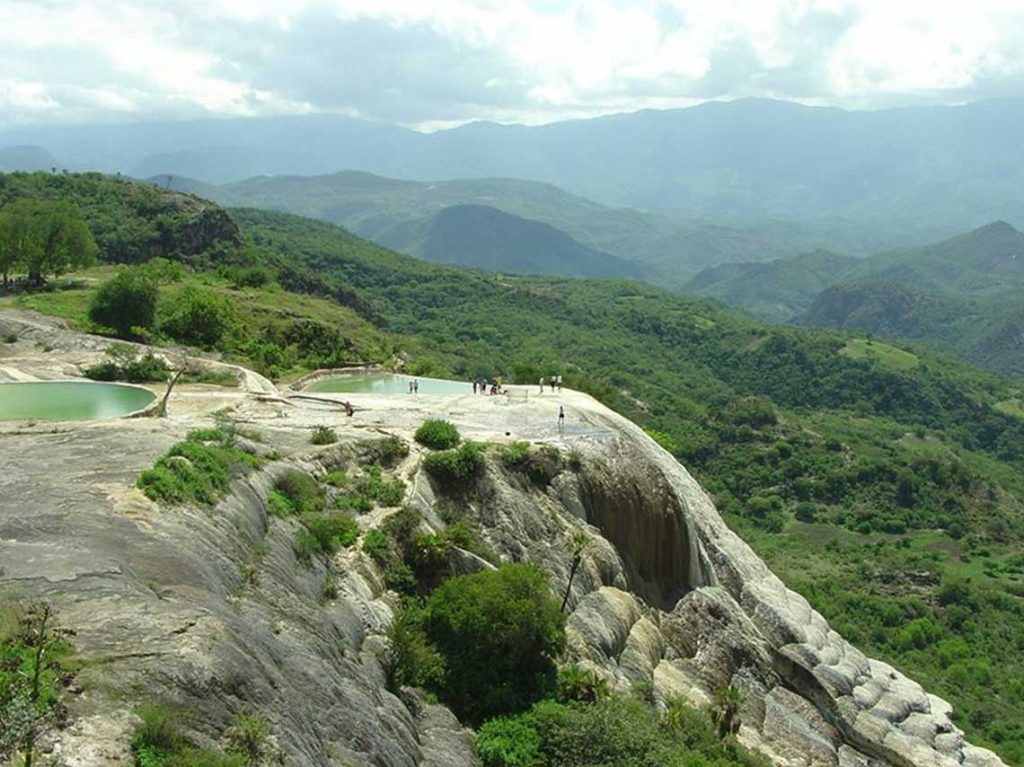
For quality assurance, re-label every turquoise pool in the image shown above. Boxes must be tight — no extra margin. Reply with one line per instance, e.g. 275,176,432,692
304,374,471,395
0,381,156,421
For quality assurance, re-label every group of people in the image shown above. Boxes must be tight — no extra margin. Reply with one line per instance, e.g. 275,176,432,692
472,377,506,395
539,375,562,393
407,378,419,394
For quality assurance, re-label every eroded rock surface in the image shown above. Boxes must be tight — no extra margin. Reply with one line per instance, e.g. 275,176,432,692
0,314,1007,767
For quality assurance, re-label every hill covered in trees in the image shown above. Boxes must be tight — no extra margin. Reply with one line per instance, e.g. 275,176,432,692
686,221,1024,377
3,173,1024,762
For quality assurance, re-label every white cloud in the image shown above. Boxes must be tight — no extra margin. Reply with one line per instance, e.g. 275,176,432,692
1,0,1023,127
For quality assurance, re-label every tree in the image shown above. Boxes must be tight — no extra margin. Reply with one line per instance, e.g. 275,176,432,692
0,200,97,285
421,563,565,725
21,201,97,284
88,269,159,337
0,602,76,767
0,207,33,288
160,286,236,349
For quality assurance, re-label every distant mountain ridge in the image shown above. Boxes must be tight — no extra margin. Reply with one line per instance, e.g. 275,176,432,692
3,97,1024,232
686,220,1024,375
160,169,955,287
387,204,640,279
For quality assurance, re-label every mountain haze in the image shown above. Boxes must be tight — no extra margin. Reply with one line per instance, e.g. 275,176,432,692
2,98,1023,233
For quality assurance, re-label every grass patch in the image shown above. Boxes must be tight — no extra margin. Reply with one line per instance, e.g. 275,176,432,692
840,338,919,370
995,399,1024,420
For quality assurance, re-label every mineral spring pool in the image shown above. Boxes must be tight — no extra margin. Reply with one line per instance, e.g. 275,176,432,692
0,381,156,421
304,373,471,395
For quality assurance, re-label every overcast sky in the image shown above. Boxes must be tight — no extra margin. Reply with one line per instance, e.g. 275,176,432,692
2,0,1023,130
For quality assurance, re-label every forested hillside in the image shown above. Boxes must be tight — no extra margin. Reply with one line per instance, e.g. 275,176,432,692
2,174,1023,763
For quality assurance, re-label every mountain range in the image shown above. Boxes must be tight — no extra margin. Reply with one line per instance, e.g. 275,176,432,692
3,97,1024,232
688,221,1024,376
162,169,953,287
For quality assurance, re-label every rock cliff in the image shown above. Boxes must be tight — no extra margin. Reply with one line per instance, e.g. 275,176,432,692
0,315,1008,767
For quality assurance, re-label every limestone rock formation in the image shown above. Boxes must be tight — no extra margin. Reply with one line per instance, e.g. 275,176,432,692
0,314,1007,767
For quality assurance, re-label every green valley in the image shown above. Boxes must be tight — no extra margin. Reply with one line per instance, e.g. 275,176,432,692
2,172,1024,763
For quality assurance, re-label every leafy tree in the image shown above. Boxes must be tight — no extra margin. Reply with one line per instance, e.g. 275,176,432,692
421,563,565,725
5,200,98,284
160,286,236,349
0,205,33,287
88,269,159,337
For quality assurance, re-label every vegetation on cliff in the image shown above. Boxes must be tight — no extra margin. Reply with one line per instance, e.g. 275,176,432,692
2,174,1023,761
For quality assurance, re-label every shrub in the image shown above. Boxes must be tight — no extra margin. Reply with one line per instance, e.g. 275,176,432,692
390,563,565,725
643,427,678,454
266,490,293,519
88,269,158,337
222,713,274,767
501,442,563,485
137,432,260,506
310,425,337,445
387,605,445,690
556,665,609,704
358,465,406,507
475,696,767,767
296,511,358,560
423,443,485,490
794,501,819,523
362,528,391,562
322,470,348,487
335,493,373,513
377,435,410,465
160,287,236,349
414,419,460,450
273,470,323,515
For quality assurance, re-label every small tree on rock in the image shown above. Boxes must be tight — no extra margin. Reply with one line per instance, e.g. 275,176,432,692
0,602,76,767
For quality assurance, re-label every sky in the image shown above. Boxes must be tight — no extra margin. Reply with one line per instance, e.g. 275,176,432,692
2,0,1024,130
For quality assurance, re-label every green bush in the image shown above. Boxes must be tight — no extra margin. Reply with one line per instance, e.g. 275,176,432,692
414,419,461,450
377,435,410,465
266,490,292,519
476,696,767,767
502,443,562,486
295,511,358,561
322,470,348,487
358,465,406,506
423,443,485,490
310,425,337,445
362,528,391,562
137,432,260,506
88,269,158,338
273,470,323,515
390,563,565,725
335,493,373,513
160,286,236,349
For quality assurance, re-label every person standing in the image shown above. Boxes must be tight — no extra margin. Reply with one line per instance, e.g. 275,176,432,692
556,374,562,392
472,380,478,394
539,376,545,393
558,405,565,428
413,378,419,394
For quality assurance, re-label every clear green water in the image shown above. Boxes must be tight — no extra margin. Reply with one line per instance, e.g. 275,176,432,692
0,382,156,421
305,374,471,395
